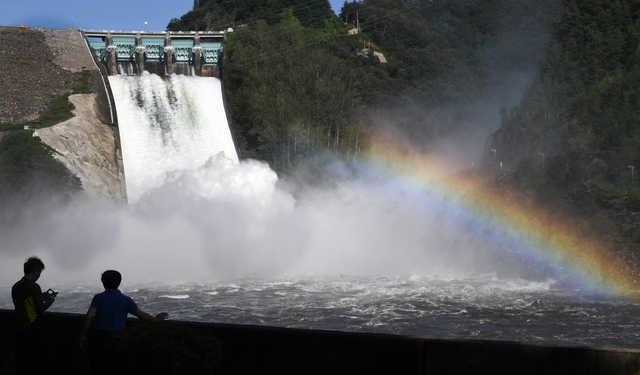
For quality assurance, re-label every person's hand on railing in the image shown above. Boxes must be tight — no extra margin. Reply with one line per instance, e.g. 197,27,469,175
155,312,169,321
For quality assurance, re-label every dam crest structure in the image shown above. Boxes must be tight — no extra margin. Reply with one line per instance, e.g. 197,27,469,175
83,30,228,77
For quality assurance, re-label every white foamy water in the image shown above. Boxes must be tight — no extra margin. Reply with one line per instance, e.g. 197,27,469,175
159,294,190,299
109,72,238,202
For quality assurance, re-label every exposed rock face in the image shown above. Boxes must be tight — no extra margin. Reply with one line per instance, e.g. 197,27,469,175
36,94,125,200
0,27,79,124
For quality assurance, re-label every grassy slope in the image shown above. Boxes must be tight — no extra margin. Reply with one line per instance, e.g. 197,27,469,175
0,130,81,226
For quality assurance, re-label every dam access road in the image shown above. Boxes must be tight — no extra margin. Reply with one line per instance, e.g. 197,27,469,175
1,309,639,374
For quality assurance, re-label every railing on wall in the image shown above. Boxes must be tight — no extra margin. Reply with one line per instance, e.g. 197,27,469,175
83,30,228,76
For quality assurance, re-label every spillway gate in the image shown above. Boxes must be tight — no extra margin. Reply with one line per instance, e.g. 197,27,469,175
83,30,227,77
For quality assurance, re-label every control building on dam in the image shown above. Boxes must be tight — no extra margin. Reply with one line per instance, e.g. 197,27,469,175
83,30,227,77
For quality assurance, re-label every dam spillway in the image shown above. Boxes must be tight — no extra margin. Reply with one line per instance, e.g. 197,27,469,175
109,72,238,202
84,31,225,77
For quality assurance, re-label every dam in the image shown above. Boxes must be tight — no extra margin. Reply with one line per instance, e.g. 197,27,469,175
84,30,226,76
80,29,238,201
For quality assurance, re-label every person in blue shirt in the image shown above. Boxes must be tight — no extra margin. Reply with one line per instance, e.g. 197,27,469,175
81,270,168,375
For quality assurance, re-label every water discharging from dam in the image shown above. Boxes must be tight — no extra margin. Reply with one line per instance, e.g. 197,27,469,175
2,71,639,350
108,72,238,202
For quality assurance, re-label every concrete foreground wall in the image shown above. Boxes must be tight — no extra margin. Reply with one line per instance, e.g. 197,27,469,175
1,309,639,374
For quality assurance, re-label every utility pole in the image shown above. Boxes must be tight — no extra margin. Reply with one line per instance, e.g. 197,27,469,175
490,148,497,168
356,7,360,33
629,165,636,186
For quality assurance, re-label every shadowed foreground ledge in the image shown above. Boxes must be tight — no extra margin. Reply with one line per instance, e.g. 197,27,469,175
1,309,639,374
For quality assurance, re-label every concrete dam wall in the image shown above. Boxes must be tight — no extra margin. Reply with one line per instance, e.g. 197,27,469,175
1,310,640,374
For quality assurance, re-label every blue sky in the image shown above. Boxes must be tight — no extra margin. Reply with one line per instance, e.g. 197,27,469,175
0,0,345,30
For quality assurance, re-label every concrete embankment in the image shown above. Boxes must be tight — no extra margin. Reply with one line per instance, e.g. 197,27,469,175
0,26,124,201
0,309,639,374
0,27,79,124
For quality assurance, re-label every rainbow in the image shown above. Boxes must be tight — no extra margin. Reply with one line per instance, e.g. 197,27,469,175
362,131,639,297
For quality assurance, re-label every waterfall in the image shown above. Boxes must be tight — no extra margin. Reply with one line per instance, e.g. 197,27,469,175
108,72,238,202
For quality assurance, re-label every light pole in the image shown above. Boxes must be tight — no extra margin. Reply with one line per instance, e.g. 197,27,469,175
538,152,545,168
629,165,636,186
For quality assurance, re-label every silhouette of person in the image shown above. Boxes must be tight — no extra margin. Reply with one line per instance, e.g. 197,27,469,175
81,270,168,375
11,256,57,375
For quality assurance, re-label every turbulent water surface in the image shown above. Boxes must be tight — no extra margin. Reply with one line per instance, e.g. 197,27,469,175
3,276,639,349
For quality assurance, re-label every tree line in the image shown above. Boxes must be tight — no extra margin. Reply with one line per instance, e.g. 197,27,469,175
170,0,555,170
490,0,640,258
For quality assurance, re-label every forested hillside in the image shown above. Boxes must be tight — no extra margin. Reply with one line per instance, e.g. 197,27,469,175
340,0,557,107
170,1,391,168
170,0,556,169
489,0,640,254
168,0,334,30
